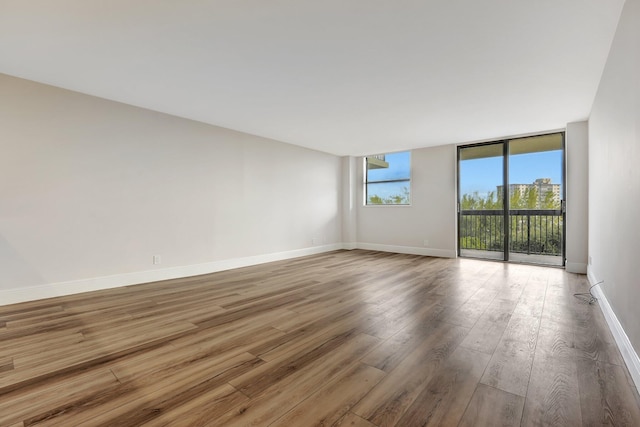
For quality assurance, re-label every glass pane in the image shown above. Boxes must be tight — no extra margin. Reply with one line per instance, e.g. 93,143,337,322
366,151,410,182
508,133,563,266
459,145,504,210
366,151,411,205
459,143,505,259
366,181,410,205
508,134,563,209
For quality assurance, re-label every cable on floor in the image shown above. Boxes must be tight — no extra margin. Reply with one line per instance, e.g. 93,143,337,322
574,280,603,304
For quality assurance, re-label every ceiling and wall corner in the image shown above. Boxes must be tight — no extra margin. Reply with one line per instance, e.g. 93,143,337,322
0,1,625,156
0,73,343,304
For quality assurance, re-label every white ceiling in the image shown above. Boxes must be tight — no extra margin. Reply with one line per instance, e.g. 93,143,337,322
0,1,625,156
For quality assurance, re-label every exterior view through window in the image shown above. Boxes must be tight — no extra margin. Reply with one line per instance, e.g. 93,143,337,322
365,151,411,205
458,133,565,266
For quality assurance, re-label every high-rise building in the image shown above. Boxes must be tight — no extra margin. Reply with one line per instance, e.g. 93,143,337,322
497,178,561,208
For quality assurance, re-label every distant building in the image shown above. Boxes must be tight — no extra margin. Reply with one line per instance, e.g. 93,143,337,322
497,178,561,208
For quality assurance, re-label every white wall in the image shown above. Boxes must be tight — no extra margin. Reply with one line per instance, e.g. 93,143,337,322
356,145,457,258
565,121,589,273
588,0,640,367
341,156,358,250
0,74,342,304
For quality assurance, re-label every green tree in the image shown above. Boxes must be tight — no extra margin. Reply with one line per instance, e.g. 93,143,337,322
542,191,559,209
368,195,384,204
367,186,410,205
525,187,538,209
461,191,501,210
510,188,523,209
462,192,479,210
485,191,501,209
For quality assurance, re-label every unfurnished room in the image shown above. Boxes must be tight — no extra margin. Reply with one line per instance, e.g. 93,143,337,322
1,1,639,426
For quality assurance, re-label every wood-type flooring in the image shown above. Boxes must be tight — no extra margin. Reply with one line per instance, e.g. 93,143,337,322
1,250,639,426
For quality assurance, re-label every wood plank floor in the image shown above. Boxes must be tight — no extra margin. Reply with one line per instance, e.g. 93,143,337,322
1,250,639,426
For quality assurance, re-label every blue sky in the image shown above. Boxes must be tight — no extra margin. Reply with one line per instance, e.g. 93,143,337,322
366,151,411,201
367,151,411,181
366,149,563,201
460,150,563,197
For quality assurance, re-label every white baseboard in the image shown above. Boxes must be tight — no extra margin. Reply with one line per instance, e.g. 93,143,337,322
0,243,344,306
588,267,640,390
565,261,587,274
0,242,455,307
356,242,456,259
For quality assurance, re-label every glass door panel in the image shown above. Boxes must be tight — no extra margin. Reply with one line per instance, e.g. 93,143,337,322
458,142,506,261
458,132,566,266
507,134,565,266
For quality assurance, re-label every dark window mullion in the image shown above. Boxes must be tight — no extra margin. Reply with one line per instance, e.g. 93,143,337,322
503,141,509,262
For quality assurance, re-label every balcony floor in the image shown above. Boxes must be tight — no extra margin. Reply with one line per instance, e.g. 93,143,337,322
461,249,563,266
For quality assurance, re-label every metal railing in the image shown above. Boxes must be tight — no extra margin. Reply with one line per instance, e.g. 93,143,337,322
460,209,563,256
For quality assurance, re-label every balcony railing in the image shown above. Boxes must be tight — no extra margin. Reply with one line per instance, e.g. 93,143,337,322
460,209,563,256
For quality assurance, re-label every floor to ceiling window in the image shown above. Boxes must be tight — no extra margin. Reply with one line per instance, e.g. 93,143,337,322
457,133,565,266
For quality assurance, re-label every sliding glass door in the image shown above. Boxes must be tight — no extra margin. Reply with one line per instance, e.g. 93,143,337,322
458,133,565,266
458,142,506,260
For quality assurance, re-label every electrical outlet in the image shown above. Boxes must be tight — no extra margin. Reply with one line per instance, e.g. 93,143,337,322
153,255,161,265
423,239,429,247
589,256,593,265
312,237,320,245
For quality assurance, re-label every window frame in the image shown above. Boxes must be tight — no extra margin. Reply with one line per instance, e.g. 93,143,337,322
364,151,412,206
